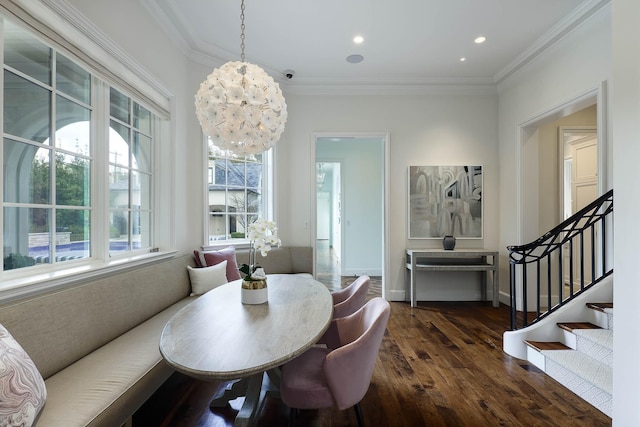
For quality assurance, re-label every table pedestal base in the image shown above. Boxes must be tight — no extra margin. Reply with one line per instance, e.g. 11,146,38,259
210,370,281,427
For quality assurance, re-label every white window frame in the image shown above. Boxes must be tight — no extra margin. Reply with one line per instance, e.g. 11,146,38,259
202,138,275,250
0,4,175,302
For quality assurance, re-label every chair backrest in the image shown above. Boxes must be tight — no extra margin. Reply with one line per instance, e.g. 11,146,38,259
332,275,371,318
323,297,390,410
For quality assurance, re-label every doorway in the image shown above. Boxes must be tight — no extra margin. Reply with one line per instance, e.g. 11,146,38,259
517,85,606,308
520,95,603,244
313,133,389,297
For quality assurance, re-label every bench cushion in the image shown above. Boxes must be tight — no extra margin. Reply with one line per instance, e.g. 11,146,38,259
37,296,195,427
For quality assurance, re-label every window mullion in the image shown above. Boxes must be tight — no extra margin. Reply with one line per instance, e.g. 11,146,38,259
92,80,109,261
50,51,57,263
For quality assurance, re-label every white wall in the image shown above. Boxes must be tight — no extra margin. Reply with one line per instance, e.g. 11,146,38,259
497,4,612,301
67,0,204,256
612,0,640,424
279,93,498,299
536,106,597,233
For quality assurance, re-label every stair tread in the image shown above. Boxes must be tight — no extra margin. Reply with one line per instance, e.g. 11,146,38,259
541,349,612,394
557,322,602,332
586,302,613,313
524,340,571,351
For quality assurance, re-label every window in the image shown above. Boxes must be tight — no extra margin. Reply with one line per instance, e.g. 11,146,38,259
1,18,160,274
206,141,271,244
109,88,153,254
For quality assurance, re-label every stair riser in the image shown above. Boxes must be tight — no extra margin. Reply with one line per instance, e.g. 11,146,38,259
591,310,613,329
544,358,612,417
526,346,546,370
575,336,613,368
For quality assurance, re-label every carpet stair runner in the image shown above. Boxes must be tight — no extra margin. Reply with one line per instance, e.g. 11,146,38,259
524,303,613,417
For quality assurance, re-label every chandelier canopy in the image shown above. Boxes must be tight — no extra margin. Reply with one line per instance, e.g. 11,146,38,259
194,0,287,156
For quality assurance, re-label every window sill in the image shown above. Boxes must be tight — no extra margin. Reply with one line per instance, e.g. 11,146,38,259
0,250,178,304
202,241,251,251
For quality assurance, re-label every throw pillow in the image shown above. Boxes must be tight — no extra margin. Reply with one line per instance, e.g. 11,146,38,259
187,260,228,295
202,246,242,281
0,324,47,427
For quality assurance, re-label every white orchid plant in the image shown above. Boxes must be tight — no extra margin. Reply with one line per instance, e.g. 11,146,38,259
239,219,281,281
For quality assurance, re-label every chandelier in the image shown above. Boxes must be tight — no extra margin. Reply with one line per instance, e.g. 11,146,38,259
194,0,287,156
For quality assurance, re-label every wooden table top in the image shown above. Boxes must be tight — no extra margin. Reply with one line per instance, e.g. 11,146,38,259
159,274,333,381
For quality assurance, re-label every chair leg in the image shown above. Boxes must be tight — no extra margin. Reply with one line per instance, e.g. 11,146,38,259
354,403,364,427
289,407,297,427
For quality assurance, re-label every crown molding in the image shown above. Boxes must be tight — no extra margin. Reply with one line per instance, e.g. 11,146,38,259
493,0,611,84
281,78,498,96
32,0,174,114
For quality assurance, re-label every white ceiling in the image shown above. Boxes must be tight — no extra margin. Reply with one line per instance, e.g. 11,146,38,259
142,0,605,90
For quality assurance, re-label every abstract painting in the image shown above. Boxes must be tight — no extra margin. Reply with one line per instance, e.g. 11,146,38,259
408,165,482,239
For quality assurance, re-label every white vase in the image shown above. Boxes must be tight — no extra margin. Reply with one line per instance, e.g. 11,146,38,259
241,279,268,304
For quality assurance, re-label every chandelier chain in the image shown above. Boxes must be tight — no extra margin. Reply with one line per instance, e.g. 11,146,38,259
240,0,246,62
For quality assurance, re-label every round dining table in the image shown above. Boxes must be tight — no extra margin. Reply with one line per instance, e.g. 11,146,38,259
159,273,333,427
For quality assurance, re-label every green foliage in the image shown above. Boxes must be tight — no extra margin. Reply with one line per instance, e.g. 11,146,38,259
230,232,245,238
110,225,121,238
4,253,36,270
30,155,90,242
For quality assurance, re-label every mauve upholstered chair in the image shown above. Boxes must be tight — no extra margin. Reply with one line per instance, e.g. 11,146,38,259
280,297,391,427
332,274,371,318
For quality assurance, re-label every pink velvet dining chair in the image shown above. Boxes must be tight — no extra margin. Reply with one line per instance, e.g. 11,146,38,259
280,297,391,427
332,274,371,319
316,275,371,349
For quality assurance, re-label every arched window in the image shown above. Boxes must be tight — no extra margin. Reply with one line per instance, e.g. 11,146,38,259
2,18,160,274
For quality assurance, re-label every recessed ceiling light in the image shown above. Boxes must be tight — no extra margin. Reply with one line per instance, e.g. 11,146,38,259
460,57,467,62
346,54,364,64
474,36,487,44
353,35,364,44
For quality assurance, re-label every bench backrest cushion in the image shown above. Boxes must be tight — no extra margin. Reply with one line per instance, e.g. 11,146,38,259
235,246,313,275
0,254,194,379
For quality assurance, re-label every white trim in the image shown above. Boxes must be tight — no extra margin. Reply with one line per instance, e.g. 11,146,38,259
312,132,390,300
4,0,173,116
0,250,178,305
494,0,611,84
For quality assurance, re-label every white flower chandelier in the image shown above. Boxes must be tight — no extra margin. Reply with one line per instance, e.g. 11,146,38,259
195,0,287,156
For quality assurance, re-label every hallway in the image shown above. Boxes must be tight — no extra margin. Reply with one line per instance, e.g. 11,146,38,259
315,239,381,297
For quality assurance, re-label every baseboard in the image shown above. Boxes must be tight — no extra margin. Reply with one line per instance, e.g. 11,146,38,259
387,289,405,301
341,268,383,277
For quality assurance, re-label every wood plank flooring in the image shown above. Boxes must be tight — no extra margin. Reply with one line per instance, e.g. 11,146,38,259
134,300,611,427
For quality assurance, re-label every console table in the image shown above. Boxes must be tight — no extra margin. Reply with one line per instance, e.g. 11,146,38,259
405,249,499,308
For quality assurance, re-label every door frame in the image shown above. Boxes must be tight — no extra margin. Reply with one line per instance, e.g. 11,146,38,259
310,132,390,299
516,82,607,246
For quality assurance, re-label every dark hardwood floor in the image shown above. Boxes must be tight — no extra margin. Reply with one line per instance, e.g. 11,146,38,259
135,300,611,426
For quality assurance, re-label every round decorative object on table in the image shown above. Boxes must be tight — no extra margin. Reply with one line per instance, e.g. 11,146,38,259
442,235,456,250
241,279,268,304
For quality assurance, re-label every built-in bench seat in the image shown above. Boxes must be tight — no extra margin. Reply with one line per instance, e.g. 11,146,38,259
0,246,312,426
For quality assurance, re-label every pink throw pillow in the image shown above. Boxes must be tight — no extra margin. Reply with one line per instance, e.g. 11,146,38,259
202,246,242,281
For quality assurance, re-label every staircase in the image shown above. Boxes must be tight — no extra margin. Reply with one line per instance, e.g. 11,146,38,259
503,190,614,418
523,302,613,417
